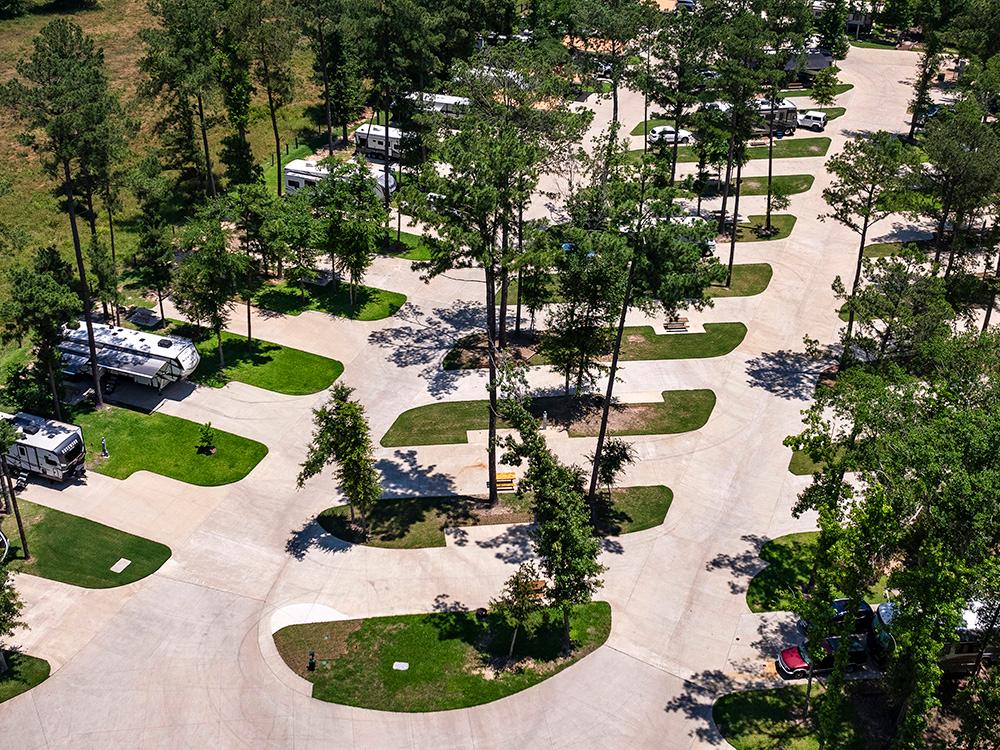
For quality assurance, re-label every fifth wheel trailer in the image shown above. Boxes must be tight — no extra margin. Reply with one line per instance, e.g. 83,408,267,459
0,411,85,482
59,322,200,391
353,123,408,160
283,159,398,202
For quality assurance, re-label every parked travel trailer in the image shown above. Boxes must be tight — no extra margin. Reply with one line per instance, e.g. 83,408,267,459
407,92,469,117
706,98,799,135
59,323,200,391
283,159,398,201
0,411,85,482
354,123,407,160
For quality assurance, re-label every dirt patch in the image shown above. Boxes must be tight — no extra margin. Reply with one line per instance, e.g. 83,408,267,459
444,331,542,370
274,619,363,678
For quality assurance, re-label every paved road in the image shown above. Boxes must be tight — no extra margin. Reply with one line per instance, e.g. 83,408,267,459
1,46,922,749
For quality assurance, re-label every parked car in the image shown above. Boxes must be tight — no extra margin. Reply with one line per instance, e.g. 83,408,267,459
777,635,869,679
647,125,694,144
666,214,717,256
799,599,875,636
797,110,828,132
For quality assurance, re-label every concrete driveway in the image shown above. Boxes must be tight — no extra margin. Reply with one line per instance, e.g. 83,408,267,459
0,46,923,749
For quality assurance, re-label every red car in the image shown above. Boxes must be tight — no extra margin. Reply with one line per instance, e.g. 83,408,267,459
777,635,868,679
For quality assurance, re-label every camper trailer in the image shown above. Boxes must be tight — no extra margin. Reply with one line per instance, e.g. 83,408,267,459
59,323,200,391
283,159,398,201
407,92,470,117
705,98,798,135
354,123,407,160
1,411,85,482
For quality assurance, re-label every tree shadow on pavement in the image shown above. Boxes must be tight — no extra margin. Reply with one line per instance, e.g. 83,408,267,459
704,534,769,595
664,661,777,745
375,449,458,497
745,348,833,401
284,518,352,560
367,301,486,397
475,523,535,564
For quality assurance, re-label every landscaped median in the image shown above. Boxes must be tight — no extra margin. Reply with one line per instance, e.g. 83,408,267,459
1,500,171,588
714,684,864,749
163,321,343,395
630,137,830,164
380,230,434,261
317,485,673,549
739,174,814,196
706,264,773,298
252,279,406,320
736,215,797,242
0,652,50,704
74,405,267,486
273,602,611,711
443,323,747,370
380,390,716,447
745,531,888,613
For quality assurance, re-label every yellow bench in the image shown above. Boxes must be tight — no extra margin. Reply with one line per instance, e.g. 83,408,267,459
491,471,517,493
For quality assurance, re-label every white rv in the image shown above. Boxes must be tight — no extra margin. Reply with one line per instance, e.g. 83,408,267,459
283,159,397,201
704,98,799,135
353,123,407,160
59,323,200,391
1,411,86,482
407,92,470,117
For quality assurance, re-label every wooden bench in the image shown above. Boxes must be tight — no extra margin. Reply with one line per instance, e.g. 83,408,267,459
665,318,690,332
491,471,517,493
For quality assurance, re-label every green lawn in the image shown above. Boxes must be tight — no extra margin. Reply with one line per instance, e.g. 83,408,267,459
714,685,863,750
74,405,267,486
850,37,898,50
740,174,814,197
789,447,825,475
317,485,673,548
707,264,773,298
779,83,854,98
1,500,171,588
273,602,612,711
0,652,50,704
745,531,889,613
629,117,675,135
164,322,342,395
736,215,797,242
632,137,829,164
253,280,406,320
380,390,716,447
863,239,930,259
816,106,846,121
745,137,830,160
745,531,822,613
619,323,747,361
382,230,433,261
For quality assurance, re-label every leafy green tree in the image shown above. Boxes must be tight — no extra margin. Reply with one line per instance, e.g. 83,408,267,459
226,181,277,340
134,224,175,322
173,220,247,365
810,65,842,107
86,236,120,322
217,0,262,187
571,0,657,126
298,0,364,150
1,255,82,420
311,159,388,307
3,19,118,406
816,0,849,58
541,232,628,396
0,568,25,675
262,190,319,295
297,383,381,533
140,0,222,197
490,562,543,662
835,251,954,366
247,0,298,196
821,130,919,355
590,437,636,498
0,0,29,19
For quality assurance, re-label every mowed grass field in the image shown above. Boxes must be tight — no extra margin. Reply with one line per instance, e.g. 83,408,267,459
1,499,171,588
74,405,267,485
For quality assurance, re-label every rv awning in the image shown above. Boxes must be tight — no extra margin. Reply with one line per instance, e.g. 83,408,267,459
60,345,169,380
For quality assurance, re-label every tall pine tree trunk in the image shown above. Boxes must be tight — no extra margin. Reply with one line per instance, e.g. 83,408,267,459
107,205,119,325
725,159,743,287
587,255,636,503
843,210,873,362
319,31,334,155
261,52,283,197
717,121,738,234
765,102,775,232
63,159,104,406
46,360,62,421
485,261,499,506
196,92,217,198
2,457,29,559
